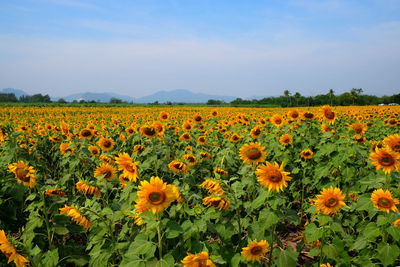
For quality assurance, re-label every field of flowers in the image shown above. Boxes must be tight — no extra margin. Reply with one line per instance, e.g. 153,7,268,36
0,105,399,267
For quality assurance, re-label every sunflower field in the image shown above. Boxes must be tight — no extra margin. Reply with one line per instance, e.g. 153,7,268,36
0,105,399,267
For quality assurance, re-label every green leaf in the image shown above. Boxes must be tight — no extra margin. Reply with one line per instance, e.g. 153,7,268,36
322,244,339,260
363,223,380,239
304,223,324,242
377,243,400,267
350,238,368,251
251,189,270,210
230,253,242,267
275,247,299,267
387,226,400,241
54,226,69,235
166,220,184,239
39,248,59,267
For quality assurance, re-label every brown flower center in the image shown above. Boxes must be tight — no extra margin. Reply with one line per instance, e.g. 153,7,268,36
143,127,156,136
268,170,283,183
304,112,314,119
246,148,262,160
81,129,92,137
324,111,335,120
16,167,29,180
378,197,392,208
148,191,166,205
102,140,112,148
325,197,338,207
274,118,282,124
379,155,395,166
250,245,263,255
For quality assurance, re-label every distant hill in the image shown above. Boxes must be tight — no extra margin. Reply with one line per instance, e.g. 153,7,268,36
1,88,29,98
134,89,236,103
61,92,135,103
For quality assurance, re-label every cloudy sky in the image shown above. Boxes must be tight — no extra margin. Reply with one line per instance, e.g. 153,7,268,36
0,0,399,98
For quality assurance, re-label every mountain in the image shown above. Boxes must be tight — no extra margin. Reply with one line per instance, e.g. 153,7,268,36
134,89,236,103
60,92,135,103
1,88,29,98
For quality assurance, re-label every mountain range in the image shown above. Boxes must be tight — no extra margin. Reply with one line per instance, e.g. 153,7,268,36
1,88,239,103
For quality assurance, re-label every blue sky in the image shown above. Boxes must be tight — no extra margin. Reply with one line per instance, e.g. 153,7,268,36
1,0,399,98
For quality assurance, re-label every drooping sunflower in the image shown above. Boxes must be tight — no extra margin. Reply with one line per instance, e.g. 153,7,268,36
181,251,216,267
321,105,336,124
94,163,116,181
59,205,91,230
200,152,211,160
214,168,228,177
0,230,30,267
312,187,346,215
279,134,293,146
256,162,291,192
182,154,198,166
300,149,314,159
241,240,269,262
44,188,66,197
97,137,115,151
270,114,285,127
88,145,100,156
369,147,400,174
200,179,225,196
8,161,36,188
383,134,400,153
133,145,146,154
239,142,267,165
168,160,189,174
371,189,399,213
136,176,176,213
76,181,101,197
139,125,158,138
115,153,140,182
202,196,230,210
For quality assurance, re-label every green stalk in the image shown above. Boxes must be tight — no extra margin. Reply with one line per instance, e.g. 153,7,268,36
157,220,163,259
39,190,53,247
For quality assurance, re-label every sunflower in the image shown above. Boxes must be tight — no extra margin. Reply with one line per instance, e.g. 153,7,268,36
193,113,203,123
97,137,115,151
369,147,400,174
241,240,269,262
303,111,315,120
136,176,176,213
348,122,367,135
94,163,116,181
197,136,206,145
76,181,101,197
131,202,149,226
182,154,198,166
250,126,262,138
270,114,284,127
168,160,189,174
182,121,193,131
230,133,242,143
159,111,170,121
287,109,300,120
181,251,216,267
44,188,66,197
88,145,100,156
59,205,91,230
200,152,211,160
100,154,114,164
49,136,62,143
8,161,36,188
256,162,291,192
371,189,399,213
321,123,335,133
393,219,400,227
115,153,140,182
320,264,333,267
139,125,158,138
125,127,135,135
239,143,267,165
152,121,165,135
180,133,192,142
78,128,94,139
214,168,228,177
321,105,336,124
383,134,400,153
211,109,218,116
200,179,225,196
133,145,146,154
279,134,293,146
59,142,75,155
0,230,30,267
312,187,346,215
300,149,314,159
203,196,230,210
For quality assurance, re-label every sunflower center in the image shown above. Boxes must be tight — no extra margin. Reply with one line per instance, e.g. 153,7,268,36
304,112,314,119
194,116,202,122
378,197,392,208
253,129,261,135
174,163,183,170
199,137,205,142
393,144,400,151
325,198,338,207
148,191,166,205
125,164,136,173
379,155,395,166
250,246,263,255
103,140,112,148
104,170,112,179
246,148,262,160
16,168,29,180
291,112,299,119
325,111,335,120
82,129,91,137
187,156,195,163
144,127,156,136
274,119,282,124
268,170,283,183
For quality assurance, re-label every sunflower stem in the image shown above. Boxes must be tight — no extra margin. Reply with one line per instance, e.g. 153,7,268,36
268,224,276,267
157,220,163,259
39,189,53,247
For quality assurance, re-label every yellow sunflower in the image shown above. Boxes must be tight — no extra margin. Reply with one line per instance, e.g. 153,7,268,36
371,189,399,213
197,136,206,145
78,128,94,139
88,145,100,156
8,161,36,188
369,147,400,174
97,137,115,151
300,149,314,159
133,145,146,154
320,264,333,267
94,163,116,181
168,160,189,174
181,251,215,267
383,134,400,153
59,205,91,230
241,240,269,262
76,181,101,197
159,111,170,121
203,196,230,210
250,126,262,139
200,152,211,160
348,122,367,135
321,105,336,124
287,109,300,120
115,153,140,182
239,142,267,165
136,176,176,213
0,230,30,267
302,111,315,120
44,188,66,197
193,113,203,123
312,187,346,215
393,219,400,227
180,133,192,142
321,123,335,133
214,168,228,177
279,134,293,146
200,179,225,196
182,154,198,166
59,142,75,155
139,125,158,138
256,162,291,192
270,114,284,127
